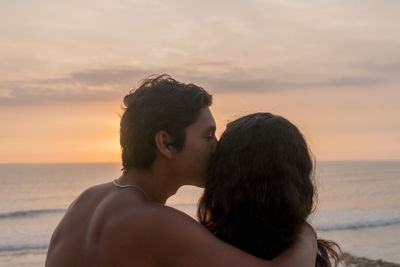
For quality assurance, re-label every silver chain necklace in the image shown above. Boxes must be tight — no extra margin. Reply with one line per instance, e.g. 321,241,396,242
112,179,150,200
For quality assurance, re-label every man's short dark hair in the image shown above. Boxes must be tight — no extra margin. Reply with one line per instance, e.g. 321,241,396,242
120,74,212,171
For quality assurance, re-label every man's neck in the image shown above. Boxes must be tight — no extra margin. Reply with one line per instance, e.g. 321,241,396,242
120,167,181,204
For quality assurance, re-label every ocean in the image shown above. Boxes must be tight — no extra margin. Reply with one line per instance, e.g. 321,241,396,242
0,161,399,266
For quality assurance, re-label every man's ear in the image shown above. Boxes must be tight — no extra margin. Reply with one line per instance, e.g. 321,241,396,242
154,131,174,160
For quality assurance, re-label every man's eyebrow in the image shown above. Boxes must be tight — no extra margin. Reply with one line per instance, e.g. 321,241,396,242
207,125,216,133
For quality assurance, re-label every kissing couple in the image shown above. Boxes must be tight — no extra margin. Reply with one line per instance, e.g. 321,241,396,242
46,75,341,267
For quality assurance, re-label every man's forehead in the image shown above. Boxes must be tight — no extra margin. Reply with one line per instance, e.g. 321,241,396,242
191,107,216,129
199,108,215,125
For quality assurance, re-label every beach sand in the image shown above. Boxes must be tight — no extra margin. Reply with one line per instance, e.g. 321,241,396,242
1,249,399,267
342,253,400,267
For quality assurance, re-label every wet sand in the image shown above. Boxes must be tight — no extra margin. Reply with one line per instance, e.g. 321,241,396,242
343,253,400,267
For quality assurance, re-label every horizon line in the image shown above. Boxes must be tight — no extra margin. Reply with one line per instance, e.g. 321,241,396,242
1,159,400,165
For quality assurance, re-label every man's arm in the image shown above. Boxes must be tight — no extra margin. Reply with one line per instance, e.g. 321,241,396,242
110,205,317,267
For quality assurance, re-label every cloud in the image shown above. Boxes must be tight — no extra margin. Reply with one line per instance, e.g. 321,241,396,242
1,0,399,107
203,76,383,93
0,89,12,98
0,82,118,106
0,66,153,106
46,67,150,86
359,62,400,74
323,76,382,88
0,62,388,106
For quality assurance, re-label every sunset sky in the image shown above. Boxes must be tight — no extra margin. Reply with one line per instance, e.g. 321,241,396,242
1,0,400,163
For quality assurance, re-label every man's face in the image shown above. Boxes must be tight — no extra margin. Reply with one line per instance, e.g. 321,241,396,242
172,107,217,187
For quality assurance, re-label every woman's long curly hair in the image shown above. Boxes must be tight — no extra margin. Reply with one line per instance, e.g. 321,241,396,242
197,113,341,266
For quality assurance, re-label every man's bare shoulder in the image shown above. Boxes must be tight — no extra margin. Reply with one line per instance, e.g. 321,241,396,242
98,202,214,264
103,201,199,239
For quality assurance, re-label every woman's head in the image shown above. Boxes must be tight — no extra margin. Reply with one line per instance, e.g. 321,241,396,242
198,112,315,259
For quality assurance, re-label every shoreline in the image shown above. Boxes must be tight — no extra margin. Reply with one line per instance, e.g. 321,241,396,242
1,249,400,267
343,253,400,267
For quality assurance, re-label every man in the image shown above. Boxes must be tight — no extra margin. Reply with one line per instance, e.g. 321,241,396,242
46,75,317,267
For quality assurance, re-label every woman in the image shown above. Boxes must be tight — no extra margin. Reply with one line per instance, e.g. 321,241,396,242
198,113,341,267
